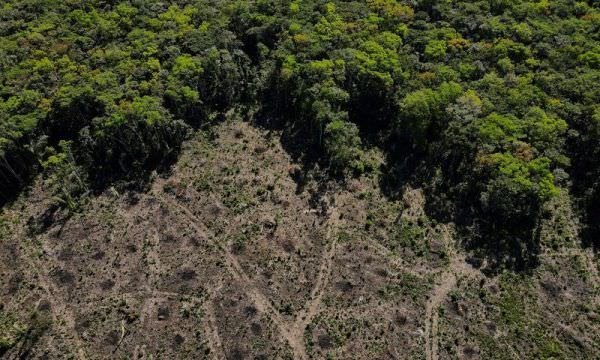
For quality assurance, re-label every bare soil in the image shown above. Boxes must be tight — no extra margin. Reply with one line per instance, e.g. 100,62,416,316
1,121,597,359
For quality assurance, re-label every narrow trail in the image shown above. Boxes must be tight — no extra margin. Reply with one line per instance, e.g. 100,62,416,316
136,211,226,360
424,270,457,360
142,230,163,292
204,287,227,360
28,264,89,360
14,228,89,360
290,203,341,347
157,193,302,358
157,191,342,360
424,236,478,360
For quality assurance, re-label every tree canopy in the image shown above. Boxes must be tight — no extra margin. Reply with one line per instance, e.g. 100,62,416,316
1,0,599,256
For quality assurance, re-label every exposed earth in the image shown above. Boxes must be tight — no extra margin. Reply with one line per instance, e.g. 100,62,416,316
1,120,598,359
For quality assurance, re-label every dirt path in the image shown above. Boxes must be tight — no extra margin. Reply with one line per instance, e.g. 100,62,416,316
290,202,341,349
424,232,478,360
157,193,303,358
126,286,226,360
143,230,163,292
157,191,342,360
204,288,227,360
14,230,89,359
424,270,457,360
29,269,89,360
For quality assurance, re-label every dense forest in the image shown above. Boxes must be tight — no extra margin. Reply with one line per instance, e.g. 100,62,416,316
1,1,600,358
1,0,599,263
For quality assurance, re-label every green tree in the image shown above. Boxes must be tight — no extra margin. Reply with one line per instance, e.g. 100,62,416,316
324,119,365,174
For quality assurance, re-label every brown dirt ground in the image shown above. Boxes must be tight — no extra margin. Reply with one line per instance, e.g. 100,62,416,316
1,121,598,359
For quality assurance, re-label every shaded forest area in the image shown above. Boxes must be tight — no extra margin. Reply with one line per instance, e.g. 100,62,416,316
1,0,599,269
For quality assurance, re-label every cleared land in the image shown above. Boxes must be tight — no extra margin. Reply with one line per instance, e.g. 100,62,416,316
1,121,598,359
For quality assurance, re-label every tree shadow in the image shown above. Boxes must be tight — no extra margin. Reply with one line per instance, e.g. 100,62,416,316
260,107,545,274
569,157,599,252
251,86,334,178
566,134,599,252
0,145,38,208
459,217,541,275
379,141,542,274
579,190,600,251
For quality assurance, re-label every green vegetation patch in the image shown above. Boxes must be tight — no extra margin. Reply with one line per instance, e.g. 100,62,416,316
0,0,599,260
0,312,26,353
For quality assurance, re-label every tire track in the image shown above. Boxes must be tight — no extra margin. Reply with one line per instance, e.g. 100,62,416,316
424,270,457,360
158,192,343,360
14,228,89,359
157,193,304,358
290,202,340,349
204,291,227,360
424,235,478,360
